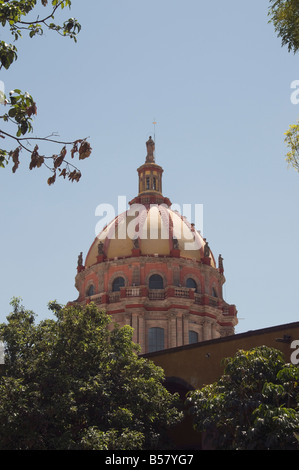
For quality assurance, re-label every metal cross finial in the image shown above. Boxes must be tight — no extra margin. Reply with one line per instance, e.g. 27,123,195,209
153,119,157,142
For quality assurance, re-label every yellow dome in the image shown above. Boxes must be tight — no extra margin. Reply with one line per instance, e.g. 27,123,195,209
84,137,216,269
85,204,215,268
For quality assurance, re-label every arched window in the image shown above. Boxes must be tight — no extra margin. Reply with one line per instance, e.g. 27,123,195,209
146,176,150,190
148,327,164,353
189,330,198,344
112,277,125,292
149,274,164,290
86,284,94,296
186,278,197,292
153,177,156,190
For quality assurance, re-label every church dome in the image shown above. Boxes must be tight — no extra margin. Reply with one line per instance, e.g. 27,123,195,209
85,136,215,269
74,136,237,355
85,204,215,268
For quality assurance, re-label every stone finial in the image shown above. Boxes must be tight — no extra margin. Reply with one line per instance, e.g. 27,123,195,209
204,241,210,258
98,241,104,255
145,136,155,162
218,254,224,274
77,251,85,272
172,236,179,250
77,252,83,267
133,236,139,249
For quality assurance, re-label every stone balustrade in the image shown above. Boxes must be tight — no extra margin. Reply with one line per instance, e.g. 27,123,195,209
85,286,236,317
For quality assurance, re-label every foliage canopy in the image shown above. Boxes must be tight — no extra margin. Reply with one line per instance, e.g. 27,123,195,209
268,1,299,173
187,346,299,450
0,0,91,184
284,119,299,171
268,0,299,54
0,299,182,450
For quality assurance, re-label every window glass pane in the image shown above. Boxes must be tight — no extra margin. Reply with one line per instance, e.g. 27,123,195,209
149,274,164,289
87,285,94,296
186,278,197,291
112,277,125,292
148,327,164,353
189,330,198,344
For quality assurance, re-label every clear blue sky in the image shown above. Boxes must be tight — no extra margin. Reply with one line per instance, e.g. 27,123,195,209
0,0,298,335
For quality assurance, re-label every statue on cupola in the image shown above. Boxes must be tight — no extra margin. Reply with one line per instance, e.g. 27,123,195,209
146,136,155,163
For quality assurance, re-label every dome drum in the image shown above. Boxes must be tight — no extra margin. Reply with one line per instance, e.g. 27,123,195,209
74,252,237,354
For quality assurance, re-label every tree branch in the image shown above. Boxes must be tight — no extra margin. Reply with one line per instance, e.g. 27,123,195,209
0,128,92,184
17,2,63,26
0,128,89,147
